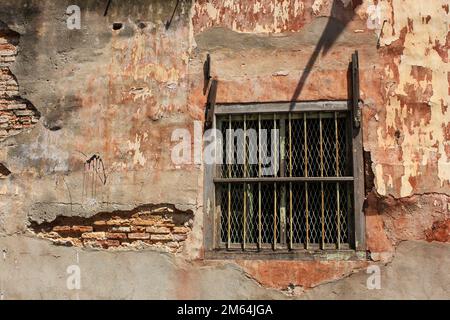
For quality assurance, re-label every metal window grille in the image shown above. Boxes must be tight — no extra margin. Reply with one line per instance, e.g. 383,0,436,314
214,108,355,251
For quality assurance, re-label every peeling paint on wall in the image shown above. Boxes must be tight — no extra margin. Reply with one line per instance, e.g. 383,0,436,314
0,0,448,297
365,0,450,197
192,0,313,34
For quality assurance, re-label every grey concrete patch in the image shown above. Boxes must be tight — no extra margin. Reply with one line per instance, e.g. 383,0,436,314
195,18,377,52
302,241,450,300
0,235,284,299
0,236,448,299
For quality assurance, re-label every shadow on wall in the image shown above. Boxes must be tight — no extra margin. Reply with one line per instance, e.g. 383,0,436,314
0,163,11,176
289,0,362,109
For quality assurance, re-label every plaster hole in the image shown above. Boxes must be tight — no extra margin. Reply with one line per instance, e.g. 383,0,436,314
364,151,375,195
112,23,123,30
0,163,11,177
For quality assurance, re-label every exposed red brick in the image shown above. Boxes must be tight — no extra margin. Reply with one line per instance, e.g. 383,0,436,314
72,226,94,233
155,222,175,228
166,242,180,249
173,227,190,234
425,220,450,242
131,218,156,226
105,240,121,247
173,234,188,241
52,226,71,232
83,239,120,249
145,226,171,234
150,234,173,242
110,226,131,233
131,226,146,232
365,192,450,256
106,219,130,226
81,232,107,240
0,24,40,141
106,232,127,240
128,233,150,240
32,206,193,252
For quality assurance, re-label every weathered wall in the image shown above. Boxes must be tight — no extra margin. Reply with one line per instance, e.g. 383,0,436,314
0,0,448,299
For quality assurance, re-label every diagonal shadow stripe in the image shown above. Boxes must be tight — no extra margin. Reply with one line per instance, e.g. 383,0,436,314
289,0,362,109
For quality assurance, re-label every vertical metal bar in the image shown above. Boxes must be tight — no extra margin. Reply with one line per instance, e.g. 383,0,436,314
335,113,340,177
228,115,232,177
227,184,231,248
320,114,324,177
227,116,232,248
289,114,293,249
258,182,262,248
304,113,309,249
335,112,341,249
258,114,262,249
280,118,286,178
344,108,353,246
280,118,286,247
243,184,247,250
320,113,325,249
273,114,277,250
274,114,278,177
247,118,254,246
244,115,247,178
243,115,247,250
258,114,262,178
274,182,277,250
289,114,293,176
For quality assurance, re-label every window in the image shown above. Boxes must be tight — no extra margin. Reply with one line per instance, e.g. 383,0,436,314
204,101,365,258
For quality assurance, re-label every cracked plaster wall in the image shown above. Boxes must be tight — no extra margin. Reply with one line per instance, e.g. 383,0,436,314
0,0,448,298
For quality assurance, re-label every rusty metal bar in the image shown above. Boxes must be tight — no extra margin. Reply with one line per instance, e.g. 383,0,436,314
228,115,232,177
258,114,262,249
335,112,341,249
258,182,261,249
214,177,354,183
227,184,231,248
227,115,232,248
244,114,247,178
273,114,277,250
319,113,325,249
289,114,293,177
289,114,293,249
274,182,277,250
304,113,309,249
243,115,247,250
274,114,278,179
280,118,287,247
243,184,247,249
